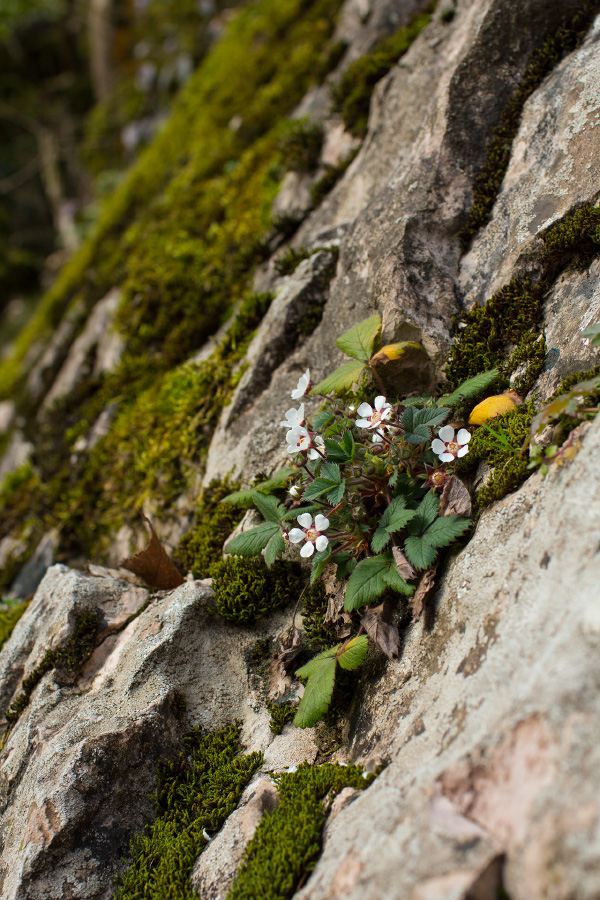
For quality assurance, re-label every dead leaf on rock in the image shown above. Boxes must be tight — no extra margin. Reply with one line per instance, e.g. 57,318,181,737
120,514,184,591
410,566,438,619
439,476,472,518
268,625,303,698
392,546,416,581
361,598,400,659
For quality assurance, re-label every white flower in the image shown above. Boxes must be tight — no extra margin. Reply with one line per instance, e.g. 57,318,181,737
291,368,310,400
372,432,384,444
289,485,301,497
348,405,356,413
288,512,330,558
280,404,305,429
307,434,325,460
356,396,393,430
286,427,325,459
431,425,471,462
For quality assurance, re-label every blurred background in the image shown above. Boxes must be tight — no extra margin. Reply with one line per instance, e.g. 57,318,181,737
0,0,243,352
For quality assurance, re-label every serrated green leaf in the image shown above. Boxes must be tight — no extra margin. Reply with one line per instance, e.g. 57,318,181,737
389,469,399,486
264,532,286,567
311,360,366,395
383,565,413,595
225,522,279,556
335,314,381,362
407,490,439,536
402,406,415,431
294,655,337,728
312,408,335,430
302,477,338,501
310,547,331,584
337,635,369,671
282,503,319,521
421,515,470,548
344,555,389,611
404,423,431,444
222,467,295,506
414,407,451,428
324,430,355,463
334,554,356,579
327,480,346,505
371,528,391,554
404,535,437,570
380,496,415,534
253,492,283,524
321,462,341,482
438,369,499,407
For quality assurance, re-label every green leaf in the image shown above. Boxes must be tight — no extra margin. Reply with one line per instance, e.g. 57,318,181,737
341,429,355,458
222,467,295,506
281,503,319,521
334,553,356,579
312,408,335,430
324,430,355,463
335,314,381,362
402,406,415,431
438,369,499,407
530,377,600,435
422,515,470,548
380,496,415,534
337,635,369,671
582,322,600,347
407,491,439,535
344,555,389,611
404,423,431,444
327,480,346,506
264,532,285,567
253,493,283,524
310,548,331,584
225,522,279,556
371,528,391,554
404,535,437,570
414,407,451,428
321,462,341,482
311,360,366,395
294,652,338,728
383,565,413,595
303,477,339,501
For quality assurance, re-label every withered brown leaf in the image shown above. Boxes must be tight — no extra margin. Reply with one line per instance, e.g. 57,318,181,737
392,546,416,580
361,599,400,659
439,476,472,518
121,514,184,590
410,565,438,619
268,624,303,699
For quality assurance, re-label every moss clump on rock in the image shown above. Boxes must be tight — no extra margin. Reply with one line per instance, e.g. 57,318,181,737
227,762,376,900
267,700,296,735
278,119,324,173
209,557,305,625
459,4,598,247
4,610,99,726
114,723,262,900
330,2,437,137
0,600,29,651
174,480,244,579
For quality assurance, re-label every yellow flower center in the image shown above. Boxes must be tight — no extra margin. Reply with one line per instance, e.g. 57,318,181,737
432,471,445,485
447,441,459,453
306,527,319,541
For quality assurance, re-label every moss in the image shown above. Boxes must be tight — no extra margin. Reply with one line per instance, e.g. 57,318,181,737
330,2,437,137
114,723,263,900
4,610,99,726
278,119,324,173
459,4,598,248
209,557,304,625
552,363,600,398
267,700,296,735
174,480,244,579
300,581,338,650
541,202,600,265
227,762,376,900
275,246,312,277
440,8,456,23
247,636,273,679
0,600,29,651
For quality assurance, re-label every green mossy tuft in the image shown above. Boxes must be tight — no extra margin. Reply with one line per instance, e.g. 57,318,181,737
459,4,598,247
275,246,312,277
174,480,244,579
278,119,324,173
541,203,600,265
114,723,263,900
4,610,99,726
209,557,305,625
300,581,338,650
330,2,437,137
267,700,296,735
227,762,376,900
0,600,29,651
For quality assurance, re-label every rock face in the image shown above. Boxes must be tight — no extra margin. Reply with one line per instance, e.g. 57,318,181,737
1,0,600,897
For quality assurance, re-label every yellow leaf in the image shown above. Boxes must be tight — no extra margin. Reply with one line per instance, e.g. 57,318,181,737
369,341,421,366
469,392,521,425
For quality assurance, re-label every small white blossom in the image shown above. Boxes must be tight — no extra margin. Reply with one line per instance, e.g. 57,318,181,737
356,396,393,430
431,425,471,462
280,404,305,429
307,433,326,460
289,485,301,497
286,427,325,459
291,368,311,400
348,405,356,413
288,512,330,558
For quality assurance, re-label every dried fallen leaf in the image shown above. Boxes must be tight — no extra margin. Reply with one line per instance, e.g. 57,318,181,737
392,546,416,580
121,514,184,591
361,599,400,659
439,476,472,518
410,566,438,619
268,625,303,698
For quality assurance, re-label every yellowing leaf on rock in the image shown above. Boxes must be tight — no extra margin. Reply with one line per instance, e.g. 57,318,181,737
369,341,422,366
469,391,521,425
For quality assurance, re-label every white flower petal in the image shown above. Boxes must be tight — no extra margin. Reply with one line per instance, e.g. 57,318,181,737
288,528,305,543
300,541,314,557
439,425,455,442
307,448,319,459
357,402,373,417
440,452,455,462
457,445,469,457
314,514,329,531
290,388,303,400
372,432,384,443
374,395,387,411
315,535,329,552
456,428,471,445
355,418,371,429
289,485,300,497
297,512,313,528
431,439,446,454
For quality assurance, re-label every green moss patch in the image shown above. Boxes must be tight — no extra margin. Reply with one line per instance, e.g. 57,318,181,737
114,723,262,900
209,557,304,625
0,600,29,651
267,700,296,735
227,762,376,900
459,4,598,247
331,2,437,137
278,119,324,173
174,480,244,579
